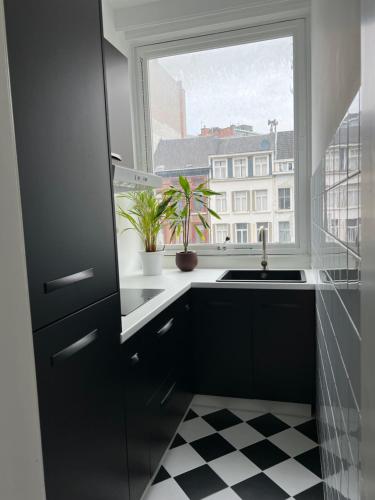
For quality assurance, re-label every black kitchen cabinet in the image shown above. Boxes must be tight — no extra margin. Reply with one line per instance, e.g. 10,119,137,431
252,290,315,404
192,288,315,404
33,294,128,500
192,289,253,398
4,0,118,331
122,293,193,500
104,40,134,169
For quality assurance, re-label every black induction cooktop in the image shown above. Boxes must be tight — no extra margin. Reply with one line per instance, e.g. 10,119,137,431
120,288,164,316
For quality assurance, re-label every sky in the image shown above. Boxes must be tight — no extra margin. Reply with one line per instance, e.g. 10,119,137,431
154,36,294,136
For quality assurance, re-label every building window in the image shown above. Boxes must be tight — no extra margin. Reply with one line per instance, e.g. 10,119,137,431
235,223,248,243
278,188,291,210
233,191,248,212
347,219,359,243
254,190,268,211
254,155,269,176
256,222,271,243
348,184,359,207
329,218,339,238
233,157,247,177
215,224,230,244
215,193,227,213
279,221,291,243
213,159,227,179
279,161,294,172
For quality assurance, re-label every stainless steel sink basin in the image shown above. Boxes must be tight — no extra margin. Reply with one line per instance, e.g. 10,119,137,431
216,269,306,282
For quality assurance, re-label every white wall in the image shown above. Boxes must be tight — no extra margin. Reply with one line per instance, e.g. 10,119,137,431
102,0,129,55
311,0,360,171
0,2,46,499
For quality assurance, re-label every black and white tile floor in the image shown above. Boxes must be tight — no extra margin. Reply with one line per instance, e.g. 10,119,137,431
144,400,323,500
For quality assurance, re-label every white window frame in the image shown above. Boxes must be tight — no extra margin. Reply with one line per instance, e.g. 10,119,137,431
254,189,268,212
233,190,249,213
254,155,269,177
233,157,248,178
279,221,291,243
213,159,228,179
131,18,310,256
215,193,227,213
235,223,249,244
256,222,271,243
214,223,230,244
278,187,291,210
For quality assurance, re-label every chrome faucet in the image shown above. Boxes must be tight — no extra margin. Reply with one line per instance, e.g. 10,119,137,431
259,226,268,270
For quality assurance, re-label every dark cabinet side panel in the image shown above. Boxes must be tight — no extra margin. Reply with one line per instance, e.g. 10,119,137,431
4,0,118,330
34,294,128,500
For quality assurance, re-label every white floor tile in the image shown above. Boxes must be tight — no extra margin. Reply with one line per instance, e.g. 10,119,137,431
219,422,264,449
230,409,264,421
209,451,261,486
203,487,241,499
191,404,220,417
264,458,321,496
144,478,189,500
268,428,317,457
178,417,216,442
162,444,205,477
275,414,313,427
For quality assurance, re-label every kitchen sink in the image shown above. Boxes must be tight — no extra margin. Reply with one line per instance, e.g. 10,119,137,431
216,269,306,282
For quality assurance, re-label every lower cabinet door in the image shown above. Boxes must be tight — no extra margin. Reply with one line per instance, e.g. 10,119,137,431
33,294,128,500
149,372,192,475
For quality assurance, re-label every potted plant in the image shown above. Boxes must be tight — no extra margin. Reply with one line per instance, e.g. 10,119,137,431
116,189,172,275
164,176,220,272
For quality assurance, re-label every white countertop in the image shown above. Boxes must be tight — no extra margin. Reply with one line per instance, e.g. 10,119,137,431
120,268,315,343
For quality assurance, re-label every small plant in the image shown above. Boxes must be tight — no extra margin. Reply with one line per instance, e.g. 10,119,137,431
116,189,173,252
164,176,221,253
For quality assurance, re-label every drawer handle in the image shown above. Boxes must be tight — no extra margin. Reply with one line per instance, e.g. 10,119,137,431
51,329,98,366
160,382,177,406
130,353,140,366
44,268,94,293
156,318,174,337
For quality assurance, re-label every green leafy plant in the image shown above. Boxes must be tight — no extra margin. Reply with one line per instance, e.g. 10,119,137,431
163,176,221,253
116,189,173,252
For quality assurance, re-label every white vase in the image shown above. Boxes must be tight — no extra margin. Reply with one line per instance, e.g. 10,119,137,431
139,251,164,276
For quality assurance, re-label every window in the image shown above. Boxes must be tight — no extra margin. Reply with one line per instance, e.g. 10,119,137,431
213,159,227,179
256,222,271,243
278,188,291,210
279,221,291,243
349,146,359,171
348,184,359,207
254,156,269,177
233,158,247,178
329,218,339,238
254,190,268,211
215,224,230,244
215,193,227,213
233,191,248,212
135,20,308,252
347,219,359,243
235,223,248,243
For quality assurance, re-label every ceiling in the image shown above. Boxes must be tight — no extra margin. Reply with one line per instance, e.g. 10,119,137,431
108,0,161,8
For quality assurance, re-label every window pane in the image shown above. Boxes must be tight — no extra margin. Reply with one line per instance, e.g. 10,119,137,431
279,221,291,243
148,35,295,245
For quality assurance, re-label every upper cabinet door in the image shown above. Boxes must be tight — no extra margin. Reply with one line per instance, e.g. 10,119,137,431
104,40,134,169
4,0,119,330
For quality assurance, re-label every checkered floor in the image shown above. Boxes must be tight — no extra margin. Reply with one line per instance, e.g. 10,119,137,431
144,402,323,500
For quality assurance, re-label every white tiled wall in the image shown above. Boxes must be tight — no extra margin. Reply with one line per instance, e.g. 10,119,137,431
311,91,361,500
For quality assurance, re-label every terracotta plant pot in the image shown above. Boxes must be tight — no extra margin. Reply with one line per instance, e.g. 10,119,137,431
175,251,198,272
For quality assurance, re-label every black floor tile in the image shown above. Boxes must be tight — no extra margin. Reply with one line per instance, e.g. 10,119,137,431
294,481,324,500
185,409,199,421
152,466,170,485
202,409,242,431
240,440,290,470
295,447,322,478
232,472,289,500
170,433,187,449
295,420,319,443
175,464,227,500
191,433,235,462
247,413,290,437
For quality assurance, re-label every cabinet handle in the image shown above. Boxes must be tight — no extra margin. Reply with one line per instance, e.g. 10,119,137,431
51,329,98,366
160,382,177,406
156,318,174,337
44,268,94,293
130,353,140,366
